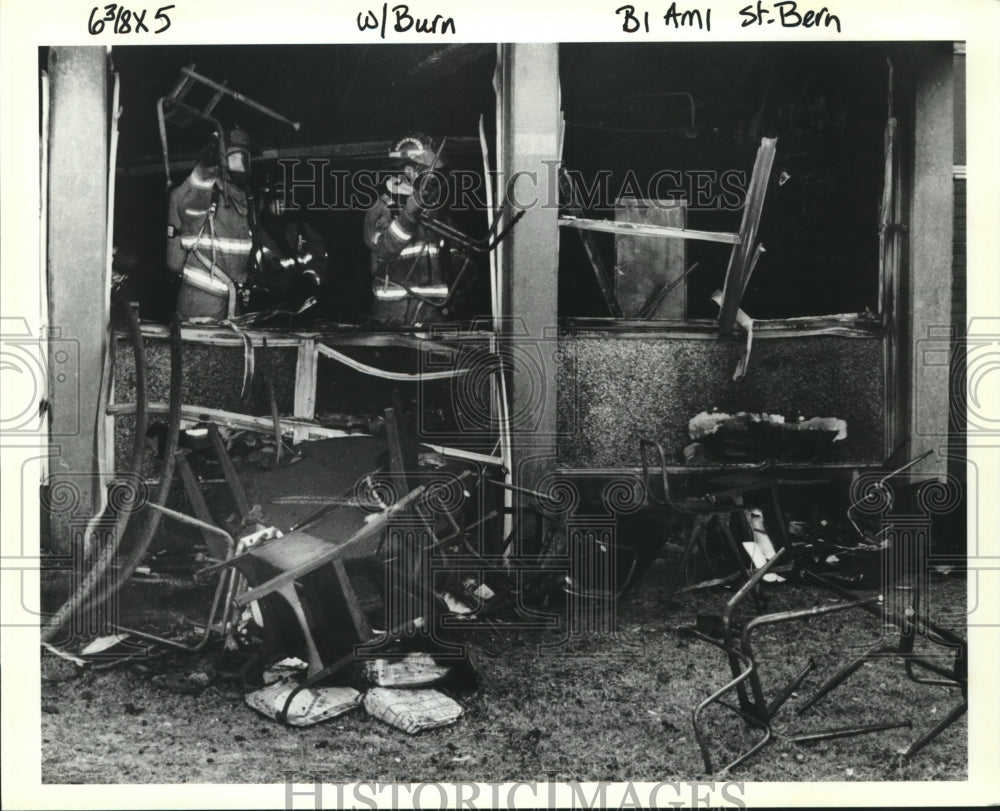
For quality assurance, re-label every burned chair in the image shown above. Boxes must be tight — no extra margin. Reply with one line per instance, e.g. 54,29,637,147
199,404,509,724
639,439,765,608
682,549,907,775
679,450,966,774
157,64,299,190
109,423,258,652
246,469,496,724
794,452,968,759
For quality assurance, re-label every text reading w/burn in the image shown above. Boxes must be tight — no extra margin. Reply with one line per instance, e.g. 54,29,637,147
357,3,457,38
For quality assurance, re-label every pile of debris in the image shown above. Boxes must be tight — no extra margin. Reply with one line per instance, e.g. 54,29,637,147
42,402,569,736
684,409,848,463
246,653,463,732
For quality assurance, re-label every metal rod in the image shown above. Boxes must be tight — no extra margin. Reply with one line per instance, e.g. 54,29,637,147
108,401,352,440
114,566,233,652
421,207,525,254
795,639,897,715
789,720,913,745
147,502,236,550
208,422,252,521
686,629,764,775
180,66,300,131
878,447,935,487
905,656,963,687
801,570,886,620
847,448,936,534
766,657,816,717
722,547,786,634
175,451,226,558
261,337,283,466
485,478,561,505
428,510,500,550
904,700,967,758
559,215,740,245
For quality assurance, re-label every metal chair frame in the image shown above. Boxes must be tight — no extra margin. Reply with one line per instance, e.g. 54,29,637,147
681,449,967,772
112,502,238,652
796,570,967,759
683,549,907,775
640,439,765,608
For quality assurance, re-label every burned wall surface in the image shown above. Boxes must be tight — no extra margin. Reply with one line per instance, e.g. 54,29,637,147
556,333,884,469
113,335,297,474
111,332,499,474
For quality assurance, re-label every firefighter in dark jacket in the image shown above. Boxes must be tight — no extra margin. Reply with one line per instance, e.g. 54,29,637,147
363,134,459,326
166,127,255,321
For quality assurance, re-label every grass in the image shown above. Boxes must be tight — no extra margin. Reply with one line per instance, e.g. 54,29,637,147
40,555,967,784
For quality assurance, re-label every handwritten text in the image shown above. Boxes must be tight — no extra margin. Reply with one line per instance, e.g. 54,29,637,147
357,3,456,38
88,4,174,34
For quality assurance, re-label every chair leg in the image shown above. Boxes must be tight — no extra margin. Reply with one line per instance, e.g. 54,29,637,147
114,566,234,653
663,514,707,602
796,638,896,714
904,696,967,759
274,582,324,676
717,513,766,610
687,630,772,775
767,657,816,717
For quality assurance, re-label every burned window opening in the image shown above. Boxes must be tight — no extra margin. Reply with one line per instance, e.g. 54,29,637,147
108,43,500,328
557,42,891,324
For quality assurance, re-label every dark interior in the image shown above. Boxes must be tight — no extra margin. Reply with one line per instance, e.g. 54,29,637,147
559,42,891,319
48,42,892,324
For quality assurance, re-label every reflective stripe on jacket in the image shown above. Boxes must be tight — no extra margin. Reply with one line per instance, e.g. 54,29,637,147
364,195,449,313
167,168,253,320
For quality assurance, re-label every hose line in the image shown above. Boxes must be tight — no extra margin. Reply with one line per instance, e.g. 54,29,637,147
41,318,183,644
79,289,148,569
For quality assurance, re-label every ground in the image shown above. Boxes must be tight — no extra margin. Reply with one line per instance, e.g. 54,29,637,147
40,558,967,785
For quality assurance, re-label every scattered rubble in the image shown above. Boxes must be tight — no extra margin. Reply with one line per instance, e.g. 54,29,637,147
365,654,451,688
39,408,966,780
685,410,848,462
364,688,464,734
245,679,362,727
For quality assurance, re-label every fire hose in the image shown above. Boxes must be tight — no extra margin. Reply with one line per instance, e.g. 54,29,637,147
41,315,183,644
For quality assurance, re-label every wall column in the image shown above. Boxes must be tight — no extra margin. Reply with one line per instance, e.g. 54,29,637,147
46,47,109,553
499,44,560,506
908,43,954,478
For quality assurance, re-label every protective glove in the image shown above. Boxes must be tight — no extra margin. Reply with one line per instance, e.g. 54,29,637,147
398,192,424,232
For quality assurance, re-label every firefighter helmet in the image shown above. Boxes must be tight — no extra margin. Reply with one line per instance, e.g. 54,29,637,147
388,133,441,169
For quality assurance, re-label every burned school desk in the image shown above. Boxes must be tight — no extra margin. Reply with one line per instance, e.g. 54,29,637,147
691,464,836,547
640,440,871,599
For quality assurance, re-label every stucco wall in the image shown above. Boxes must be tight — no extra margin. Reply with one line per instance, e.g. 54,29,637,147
557,333,885,468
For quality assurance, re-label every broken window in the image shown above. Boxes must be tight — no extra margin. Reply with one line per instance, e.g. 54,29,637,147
110,44,499,326
557,43,892,324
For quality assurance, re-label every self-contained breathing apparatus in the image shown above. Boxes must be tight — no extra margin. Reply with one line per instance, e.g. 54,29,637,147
158,66,311,323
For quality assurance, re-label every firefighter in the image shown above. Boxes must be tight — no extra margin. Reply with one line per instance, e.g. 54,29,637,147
363,134,457,326
252,173,328,313
166,127,255,321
